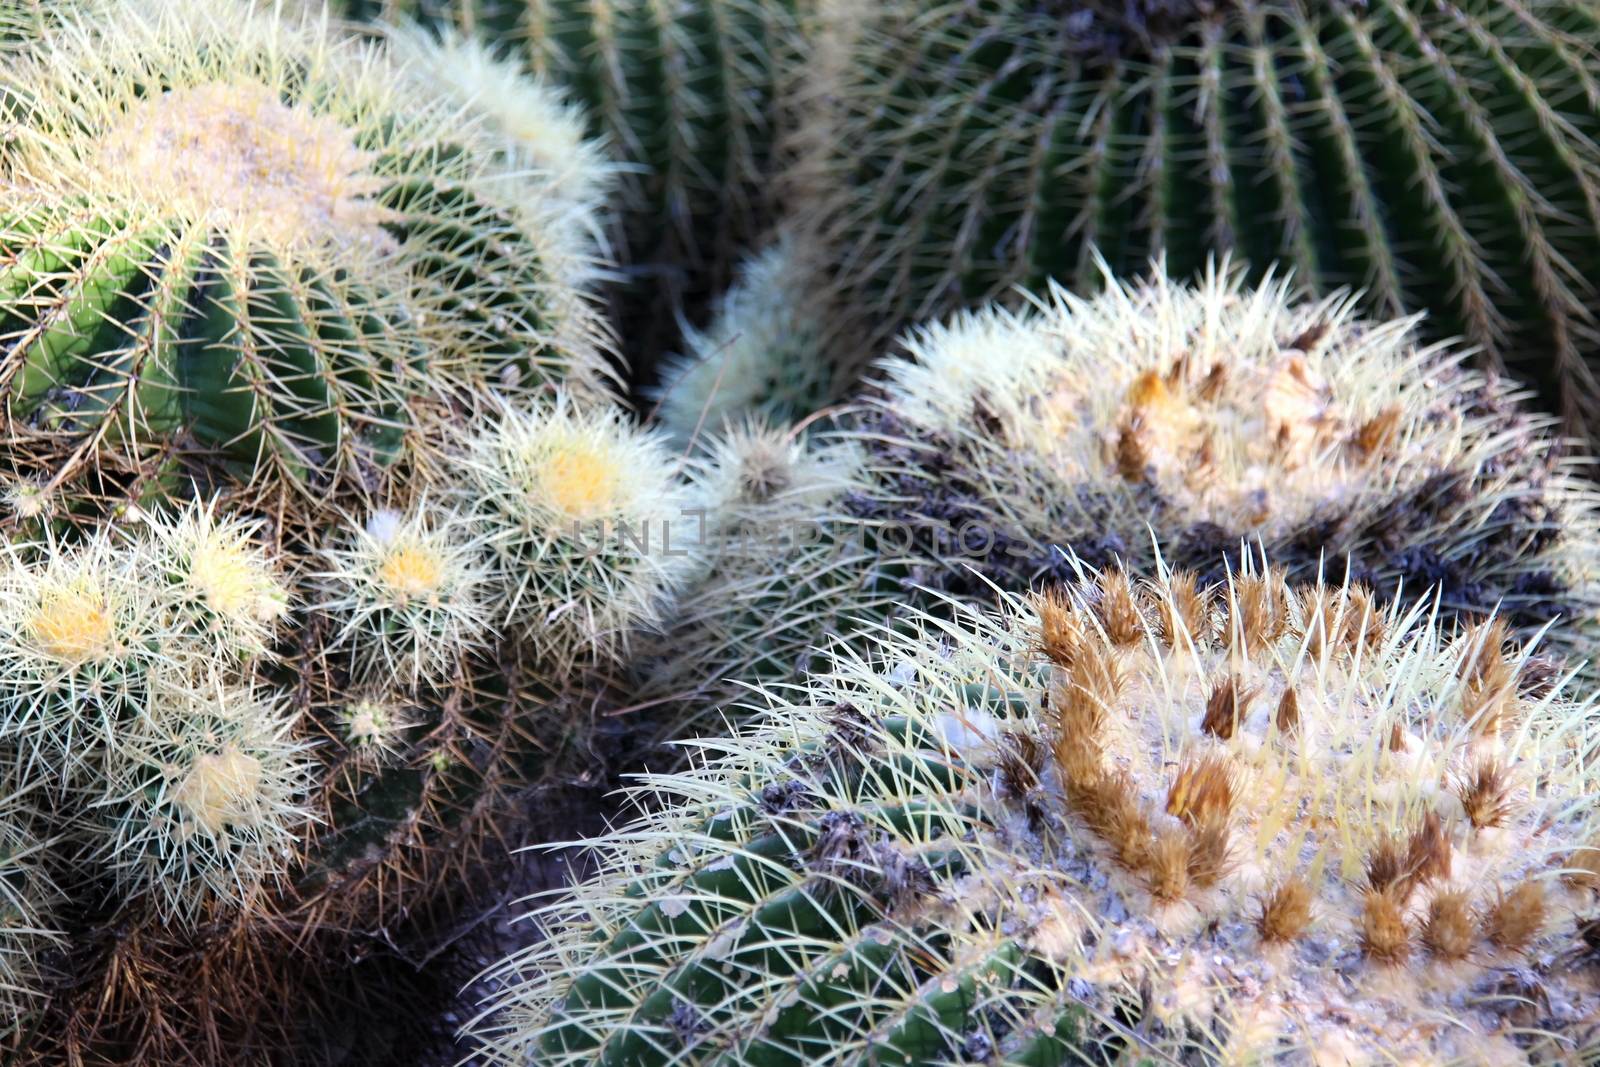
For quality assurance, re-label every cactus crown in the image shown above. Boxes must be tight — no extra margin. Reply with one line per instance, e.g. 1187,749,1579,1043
853,264,1600,654
453,394,705,658
470,562,1600,1065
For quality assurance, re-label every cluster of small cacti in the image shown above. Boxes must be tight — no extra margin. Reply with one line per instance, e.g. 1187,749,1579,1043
8,0,1600,1063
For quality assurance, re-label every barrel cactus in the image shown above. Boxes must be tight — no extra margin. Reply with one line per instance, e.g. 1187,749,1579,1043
468,564,1600,1064
804,0,1600,434
451,393,706,663
0,0,611,512
333,0,813,379
636,417,888,718
652,235,835,444
844,264,1600,666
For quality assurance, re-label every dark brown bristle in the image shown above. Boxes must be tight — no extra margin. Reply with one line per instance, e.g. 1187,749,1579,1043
1463,618,1513,683
1201,676,1253,740
1068,771,1151,871
1388,721,1407,752
1456,759,1513,830
1275,685,1300,734
1257,876,1313,944
1185,819,1231,889
1163,351,1192,388
1516,654,1563,698
1299,583,1339,656
1484,881,1547,952
1152,570,1211,649
1405,812,1452,888
1147,828,1191,903
1097,569,1146,647
1197,361,1228,401
1232,571,1289,655
1033,587,1084,669
1115,422,1150,482
1360,888,1411,966
1459,619,1518,736
1285,320,1332,354
1352,406,1402,457
997,732,1046,809
1165,754,1234,828
1461,653,1516,737
1342,586,1384,653
1421,890,1475,962
1366,836,1410,897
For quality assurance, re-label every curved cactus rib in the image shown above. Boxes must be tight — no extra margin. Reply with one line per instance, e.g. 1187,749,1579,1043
811,0,1600,441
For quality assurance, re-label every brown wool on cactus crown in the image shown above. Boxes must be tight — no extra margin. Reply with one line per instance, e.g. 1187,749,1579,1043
860,265,1600,665
476,560,1600,1066
1421,890,1477,962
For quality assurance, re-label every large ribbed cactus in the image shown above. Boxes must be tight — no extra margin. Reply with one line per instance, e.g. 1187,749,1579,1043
0,0,610,517
333,0,811,381
844,264,1600,666
805,0,1600,434
469,565,1600,1064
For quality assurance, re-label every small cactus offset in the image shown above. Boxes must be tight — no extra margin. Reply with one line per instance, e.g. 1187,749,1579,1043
0,0,612,514
636,417,889,717
23,388,712,1062
846,264,1600,663
802,0,1600,435
468,564,1600,1065
652,235,836,443
450,393,705,663
332,0,812,374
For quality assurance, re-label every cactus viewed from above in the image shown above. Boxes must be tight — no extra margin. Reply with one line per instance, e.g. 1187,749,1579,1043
0,0,611,508
452,394,705,662
847,264,1600,662
804,0,1600,435
469,564,1600,1065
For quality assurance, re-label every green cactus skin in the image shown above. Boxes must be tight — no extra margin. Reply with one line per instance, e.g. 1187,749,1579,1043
807,0,1600,437
0,0,609,511
468,568,1600,1065
333,0,811,382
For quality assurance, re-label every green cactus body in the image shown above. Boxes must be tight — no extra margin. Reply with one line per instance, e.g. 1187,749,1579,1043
337,0,810,377
809,0,1600,433
469,567,1600,1065
651,235,836,443
0,0,608,505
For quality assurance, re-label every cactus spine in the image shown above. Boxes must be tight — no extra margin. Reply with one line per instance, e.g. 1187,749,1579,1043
468,564,1600,1065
